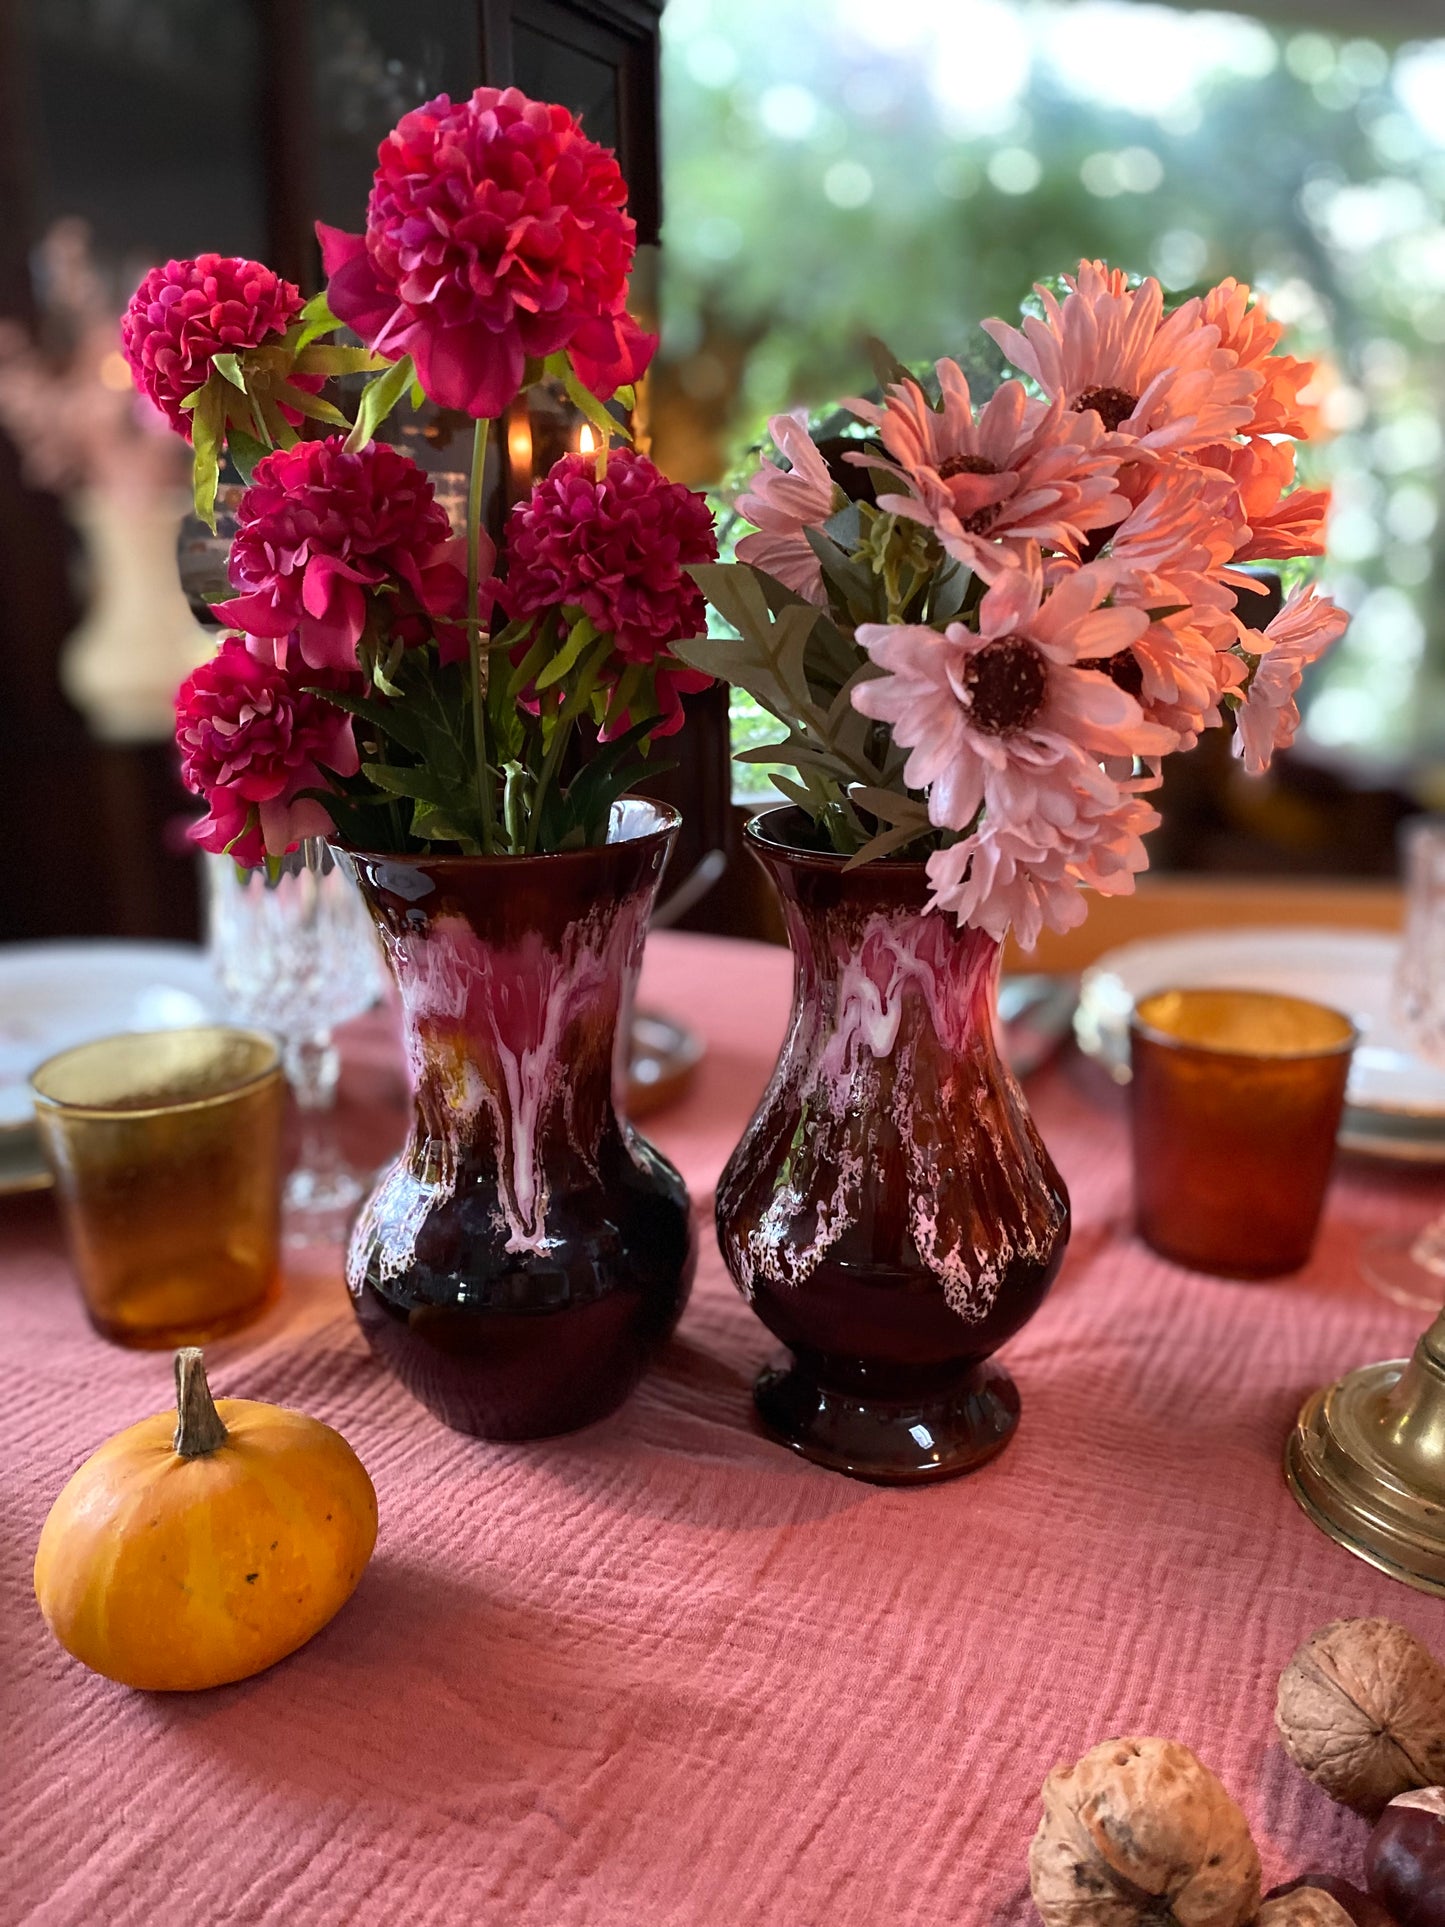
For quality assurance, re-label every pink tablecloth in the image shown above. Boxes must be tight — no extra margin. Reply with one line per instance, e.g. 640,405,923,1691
5,930,1445,1927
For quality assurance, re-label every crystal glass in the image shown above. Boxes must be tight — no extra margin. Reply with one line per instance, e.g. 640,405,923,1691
205,841,386,1244
1363,819,1445,1307
31,1026,284,1347
1130,988,1356,1278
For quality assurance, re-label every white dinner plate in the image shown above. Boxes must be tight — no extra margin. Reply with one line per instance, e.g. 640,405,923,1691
1075,926,1445,1164
0,941,220,1192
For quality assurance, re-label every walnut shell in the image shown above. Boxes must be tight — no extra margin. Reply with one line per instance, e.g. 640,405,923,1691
1028,1736,1261,1927
1276,1620,1445,1817
1258,1892,1357,1927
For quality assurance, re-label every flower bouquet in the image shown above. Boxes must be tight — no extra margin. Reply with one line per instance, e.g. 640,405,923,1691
676,262,1346,1481
126,87,712,1438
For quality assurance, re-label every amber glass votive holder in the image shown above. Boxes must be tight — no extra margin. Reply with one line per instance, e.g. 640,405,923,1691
31,1027,285,1348
1129,988,1357,1279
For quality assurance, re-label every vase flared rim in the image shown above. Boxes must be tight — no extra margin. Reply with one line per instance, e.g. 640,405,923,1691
340,795,681,871
743,802,934,877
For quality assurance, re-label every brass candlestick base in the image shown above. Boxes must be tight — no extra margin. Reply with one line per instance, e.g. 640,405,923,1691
1286,1311,1445,1597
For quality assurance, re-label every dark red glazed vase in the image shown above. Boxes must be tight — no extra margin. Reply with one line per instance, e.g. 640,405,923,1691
717,807,1070,1483
340,799,695,1439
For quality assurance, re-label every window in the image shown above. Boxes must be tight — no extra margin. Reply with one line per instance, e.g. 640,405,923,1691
657,0,1445,773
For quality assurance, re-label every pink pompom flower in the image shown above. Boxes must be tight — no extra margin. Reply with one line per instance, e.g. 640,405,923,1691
175,639,360,868
504,448,717,730
318,86,656,420
120,255,307,438
219,437,475,673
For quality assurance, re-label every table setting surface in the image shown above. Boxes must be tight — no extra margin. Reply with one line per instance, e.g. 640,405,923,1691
4,927,1443,1927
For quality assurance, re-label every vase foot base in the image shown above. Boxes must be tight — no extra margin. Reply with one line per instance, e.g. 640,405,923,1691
752,1355,1020,1484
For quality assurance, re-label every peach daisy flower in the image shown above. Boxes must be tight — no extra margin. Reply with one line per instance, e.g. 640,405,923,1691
852,547,1171,835
1196,440,1330,563
841,360,1126,579
1200,278,1322,441
926,762,1160,947
1080,461,1244,748
733,412,841,604
1234,585,1349,776
984,260,1261,455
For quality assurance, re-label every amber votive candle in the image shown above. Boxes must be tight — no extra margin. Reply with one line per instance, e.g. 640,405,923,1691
31,1026,285,1347
1129,987,1357,1279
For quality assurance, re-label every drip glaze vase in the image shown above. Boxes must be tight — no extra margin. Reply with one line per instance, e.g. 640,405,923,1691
717,807,1070,1484
340,799,696,1439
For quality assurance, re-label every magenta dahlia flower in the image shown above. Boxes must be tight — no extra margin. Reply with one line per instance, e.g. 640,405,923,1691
219,437,474,673
120,255,306,438
506,448,715,659
175,640,360,868
318,86,656,419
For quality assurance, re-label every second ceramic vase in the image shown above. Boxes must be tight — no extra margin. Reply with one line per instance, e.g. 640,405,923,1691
717,807,1070,1483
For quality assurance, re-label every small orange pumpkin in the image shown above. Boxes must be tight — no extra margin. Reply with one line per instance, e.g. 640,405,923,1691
35,1348,377,1691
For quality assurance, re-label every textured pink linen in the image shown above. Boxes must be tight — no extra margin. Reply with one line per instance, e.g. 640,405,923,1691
4,929,1444,1927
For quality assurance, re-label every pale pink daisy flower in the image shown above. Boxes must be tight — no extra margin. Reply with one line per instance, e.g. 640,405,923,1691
926,760,1160,947
852,547,1171,835
1234,585,1349,776
733,412,841,603
983,259,1261,455
1199,278,1322,441
841,360,1125,578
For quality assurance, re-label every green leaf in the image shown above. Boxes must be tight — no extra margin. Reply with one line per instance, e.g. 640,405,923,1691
227,427,269,485
294,344,388,378
558,360,629,454
212,352,246,392
294,291,341,355
345,355,416,453
307,684,430,759
805,526,884,626
363,762,474,812
276,383,351,428
190,382,226,531
534,615,596,692
864,335,917,393
928,559,971,624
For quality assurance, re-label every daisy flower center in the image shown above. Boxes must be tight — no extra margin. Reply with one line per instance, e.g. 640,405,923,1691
1079,647,1145,698
963,636,1048,736
1073,385,1137,431
936,453,1002,534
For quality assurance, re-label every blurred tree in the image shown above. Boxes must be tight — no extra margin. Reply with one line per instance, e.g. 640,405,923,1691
655,0,1445,765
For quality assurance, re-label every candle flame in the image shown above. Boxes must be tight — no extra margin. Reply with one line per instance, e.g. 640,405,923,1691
578,423,597,455
507,414,533,475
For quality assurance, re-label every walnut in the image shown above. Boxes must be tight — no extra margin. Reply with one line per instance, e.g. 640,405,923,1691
1276,1620,1445,1817
1028,1736,1261,1927
1257,1892,1358,1927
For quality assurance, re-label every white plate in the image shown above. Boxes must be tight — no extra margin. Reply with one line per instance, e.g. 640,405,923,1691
1075,926,1445,1162
0,941,220,1136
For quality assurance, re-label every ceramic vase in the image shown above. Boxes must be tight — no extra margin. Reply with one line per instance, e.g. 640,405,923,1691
716,806,1070,1483
342,799,695,1438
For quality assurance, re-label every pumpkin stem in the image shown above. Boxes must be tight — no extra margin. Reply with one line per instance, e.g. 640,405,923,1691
173,1349,228,1458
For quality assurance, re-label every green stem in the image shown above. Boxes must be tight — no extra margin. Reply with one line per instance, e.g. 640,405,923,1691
467,417,496,853
524,635,613,854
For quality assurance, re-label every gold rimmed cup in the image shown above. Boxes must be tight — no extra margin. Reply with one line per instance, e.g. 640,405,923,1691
1129,987,1358,1279
31,1026,285,1348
